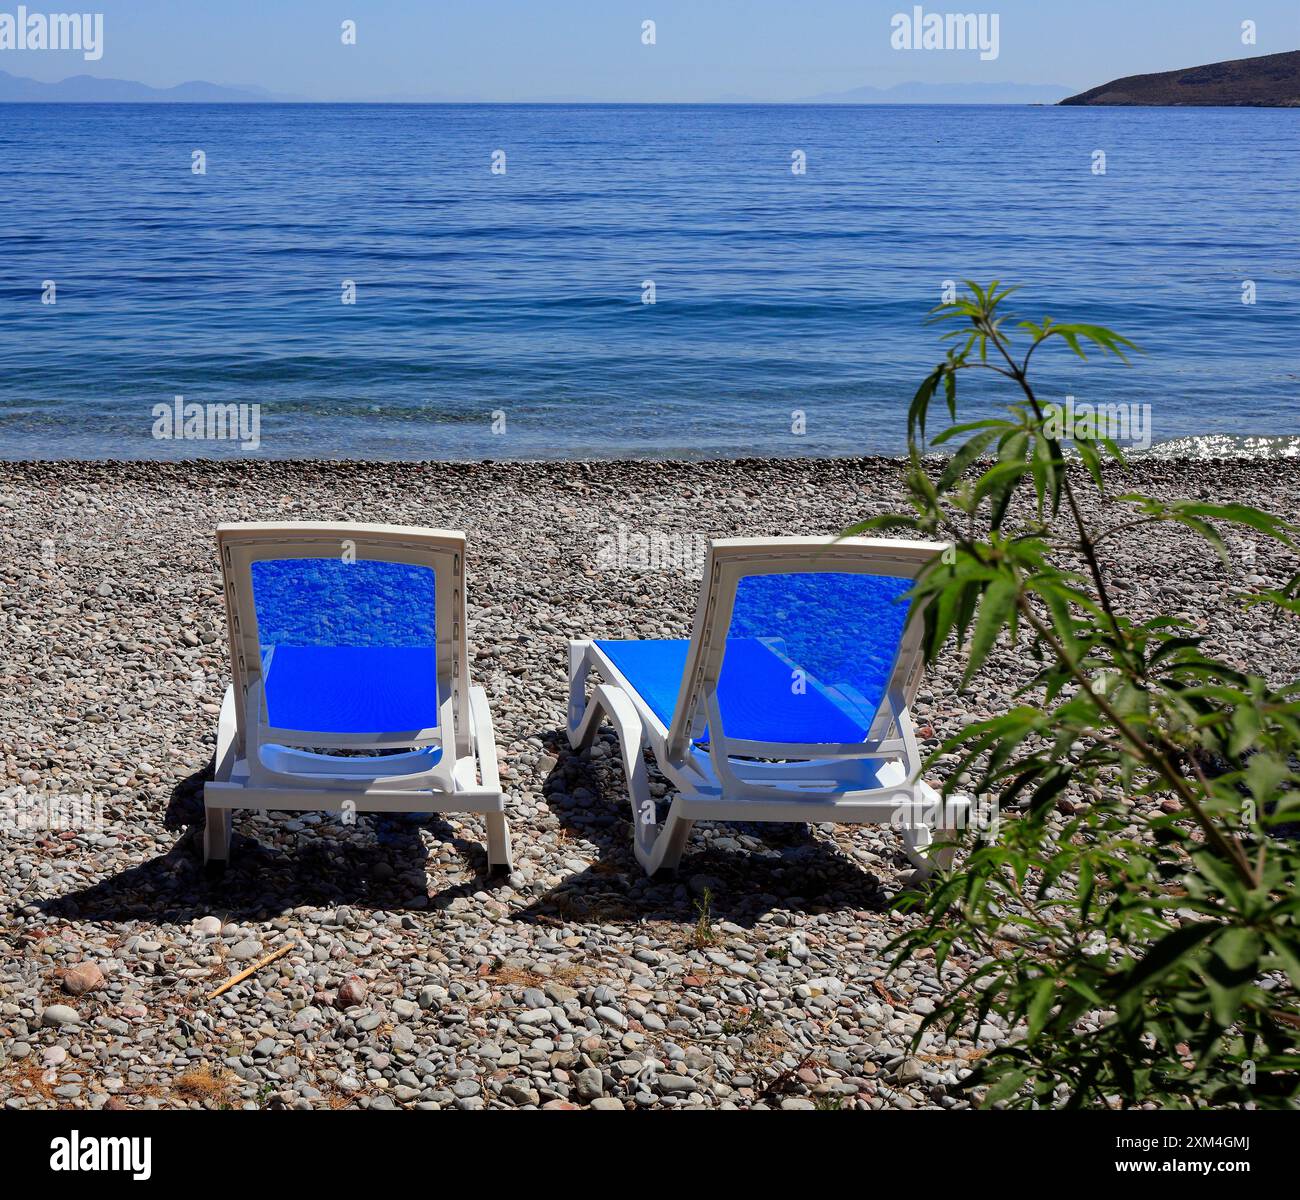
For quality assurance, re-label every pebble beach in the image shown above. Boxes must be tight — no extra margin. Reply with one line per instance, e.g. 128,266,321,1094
2,456,1297,1111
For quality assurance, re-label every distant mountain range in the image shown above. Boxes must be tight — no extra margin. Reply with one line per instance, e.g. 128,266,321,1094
0,70,301,103
9,56,1300,107
0,68,1069,105
800,81,1069,104
1062,49,1300,106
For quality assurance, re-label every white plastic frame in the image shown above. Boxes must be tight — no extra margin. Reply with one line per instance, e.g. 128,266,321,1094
202,522,510,872
568,536,967,875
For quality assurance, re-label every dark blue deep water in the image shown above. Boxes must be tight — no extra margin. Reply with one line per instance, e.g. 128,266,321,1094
0,103,1296,459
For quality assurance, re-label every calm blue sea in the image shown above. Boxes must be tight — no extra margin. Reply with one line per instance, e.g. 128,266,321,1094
0,103,1296,460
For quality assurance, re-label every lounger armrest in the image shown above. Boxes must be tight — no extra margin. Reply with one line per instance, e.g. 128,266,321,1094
470,686,501,792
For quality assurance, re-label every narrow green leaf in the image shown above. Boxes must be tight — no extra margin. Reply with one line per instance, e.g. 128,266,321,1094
964,575,1018,683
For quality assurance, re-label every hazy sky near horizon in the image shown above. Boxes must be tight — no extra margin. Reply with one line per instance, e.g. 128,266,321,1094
2,0,1297,100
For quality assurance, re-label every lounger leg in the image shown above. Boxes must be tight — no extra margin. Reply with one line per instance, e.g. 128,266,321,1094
569,680,680,876
640,804,693,876
597,690,690,877
204,805,232,866
567,641,592,746
469,686,512,875
593,688,654,862
909,789,965,875
485,811,513,874
203,684,239,867
570,681,609,752
900,822,933,873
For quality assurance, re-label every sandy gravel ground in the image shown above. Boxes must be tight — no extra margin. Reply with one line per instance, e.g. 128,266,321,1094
1,457,1296,1110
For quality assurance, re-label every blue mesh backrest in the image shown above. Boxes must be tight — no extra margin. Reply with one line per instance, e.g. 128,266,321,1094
249,559,441,735
714,572,913,744
251,559,437,647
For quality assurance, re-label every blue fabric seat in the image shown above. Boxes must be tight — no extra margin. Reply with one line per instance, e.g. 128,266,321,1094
595,637,874,745
262,645,440,735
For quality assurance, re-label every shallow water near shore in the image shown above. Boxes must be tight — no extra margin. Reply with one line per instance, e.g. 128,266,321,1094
1,104,1298,460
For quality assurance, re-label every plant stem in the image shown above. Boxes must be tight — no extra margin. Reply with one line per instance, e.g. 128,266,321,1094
982,322,1125,642
1012,592,1258,888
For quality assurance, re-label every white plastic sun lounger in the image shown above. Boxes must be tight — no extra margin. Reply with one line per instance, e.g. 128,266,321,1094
203,522,511,873
567,537,966,876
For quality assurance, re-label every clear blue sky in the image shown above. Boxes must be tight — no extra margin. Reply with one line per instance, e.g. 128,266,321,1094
3,0,1297,100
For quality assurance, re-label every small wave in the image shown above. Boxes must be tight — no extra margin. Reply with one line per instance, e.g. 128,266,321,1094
1136,435,1300,461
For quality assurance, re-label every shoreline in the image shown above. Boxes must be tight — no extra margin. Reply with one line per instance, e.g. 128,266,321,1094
2,455,1297,1110
4,429,1300,470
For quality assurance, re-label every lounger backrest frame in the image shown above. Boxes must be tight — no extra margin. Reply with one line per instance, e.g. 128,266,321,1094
216,522,472,759
662,536,947,767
